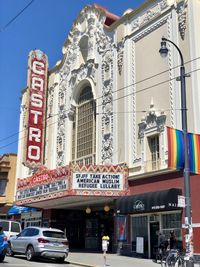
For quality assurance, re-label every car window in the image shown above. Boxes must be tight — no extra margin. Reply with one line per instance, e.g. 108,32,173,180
43,230,65,238
11,222,21,233
0,221,9,231
20,228,30,237
28,228,39,236
33,229,39,236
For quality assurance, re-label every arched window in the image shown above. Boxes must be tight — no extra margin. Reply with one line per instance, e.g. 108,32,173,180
72,86,96,165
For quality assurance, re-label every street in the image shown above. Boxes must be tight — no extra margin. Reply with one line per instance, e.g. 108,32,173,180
3,252,200,267
2,255,76,267
2,252,162,267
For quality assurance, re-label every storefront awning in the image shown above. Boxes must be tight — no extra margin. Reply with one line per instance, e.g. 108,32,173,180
115,188,182,214
8,205,39,215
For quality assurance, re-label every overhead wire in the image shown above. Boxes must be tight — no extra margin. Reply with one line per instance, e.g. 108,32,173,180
98,67,200,109
0,66,200,151
0,0,199,150
0,0,35,32
0,55,199,144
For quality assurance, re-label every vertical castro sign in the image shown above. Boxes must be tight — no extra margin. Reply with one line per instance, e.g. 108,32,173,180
25,50,48,168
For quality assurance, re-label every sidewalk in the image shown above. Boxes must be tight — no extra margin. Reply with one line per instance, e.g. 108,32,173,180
67,252,200,267
67,252,163,267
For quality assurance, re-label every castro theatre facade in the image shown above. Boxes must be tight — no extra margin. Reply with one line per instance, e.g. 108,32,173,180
15,0,200,259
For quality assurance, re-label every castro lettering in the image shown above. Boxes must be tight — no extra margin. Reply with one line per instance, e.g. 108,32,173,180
26,51,47,165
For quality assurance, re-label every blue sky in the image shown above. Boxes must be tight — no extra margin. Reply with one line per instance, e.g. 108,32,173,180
0,0,144,155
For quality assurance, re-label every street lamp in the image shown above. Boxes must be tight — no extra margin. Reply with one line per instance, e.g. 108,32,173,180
159,37,194,267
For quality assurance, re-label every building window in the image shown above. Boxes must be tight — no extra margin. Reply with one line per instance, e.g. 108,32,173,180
72,86,96,164
0,179,7,195
161,213,182,249
147,135,160,171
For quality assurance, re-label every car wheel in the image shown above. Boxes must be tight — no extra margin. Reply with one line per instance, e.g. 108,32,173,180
0,254,5,262
26,245,35,261
55,257,65,263
7,242,14,257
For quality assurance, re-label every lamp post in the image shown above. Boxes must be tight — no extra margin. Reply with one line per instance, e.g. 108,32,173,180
159,37,194,267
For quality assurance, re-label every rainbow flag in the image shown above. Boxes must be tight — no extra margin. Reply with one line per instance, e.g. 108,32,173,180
167,127,184,170
188,133,200,174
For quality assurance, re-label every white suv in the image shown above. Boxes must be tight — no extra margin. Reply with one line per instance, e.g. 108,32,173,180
7,226,69,263
0,220,21,239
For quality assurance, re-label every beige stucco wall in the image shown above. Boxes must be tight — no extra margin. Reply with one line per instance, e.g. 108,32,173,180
135,23,170,157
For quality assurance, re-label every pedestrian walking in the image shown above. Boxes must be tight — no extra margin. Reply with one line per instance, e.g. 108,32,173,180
169,230,176,249
102,235,110,267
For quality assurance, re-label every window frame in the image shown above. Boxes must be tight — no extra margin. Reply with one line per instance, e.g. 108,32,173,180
72,86,96,165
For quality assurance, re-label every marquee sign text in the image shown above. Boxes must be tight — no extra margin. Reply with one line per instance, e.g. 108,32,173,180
17,178,68,200
73,172,124,190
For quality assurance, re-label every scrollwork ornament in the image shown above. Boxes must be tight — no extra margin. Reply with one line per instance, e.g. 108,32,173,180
117,50,124,75
131,18,140,31
177,1,187,40
138,121,147,139
159,0,168,10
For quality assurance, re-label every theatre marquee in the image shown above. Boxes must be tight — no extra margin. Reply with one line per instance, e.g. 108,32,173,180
16,164,129,205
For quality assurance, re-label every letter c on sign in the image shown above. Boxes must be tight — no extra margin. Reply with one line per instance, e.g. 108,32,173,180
32,61,45,75
28,146,40,160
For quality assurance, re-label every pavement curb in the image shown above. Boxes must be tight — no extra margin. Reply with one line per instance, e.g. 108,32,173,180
67,260,97,267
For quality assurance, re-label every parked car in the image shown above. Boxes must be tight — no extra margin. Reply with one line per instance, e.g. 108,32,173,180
7,226,69,263
0,227,8,262
0,220,21,239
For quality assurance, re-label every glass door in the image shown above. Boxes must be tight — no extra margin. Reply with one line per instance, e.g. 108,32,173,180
150,221,159,259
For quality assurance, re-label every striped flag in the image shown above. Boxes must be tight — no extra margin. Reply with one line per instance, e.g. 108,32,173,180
167,127,185,170
188,133,200,174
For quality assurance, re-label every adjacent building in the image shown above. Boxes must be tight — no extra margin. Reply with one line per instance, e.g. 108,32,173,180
15,0,200,259
0,154,17,218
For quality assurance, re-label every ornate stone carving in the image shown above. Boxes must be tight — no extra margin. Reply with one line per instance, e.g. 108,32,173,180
60,45,74,83
138,103,166,138
117,41,124,75
133,15,169,42
68,104,76,121
96,25,113,55
176,0,187,40
141,9,158,26
166,17,175,127
101,48,114,163
130,40,137,161
131,18,140,31
103,80,112,96
47,85,56,118
56,113,66,167
20,104,27,129
69,59,98,87
102,134,113,161
160,0,168,10
138,119,147,139
57,5,115,164
131,0,168,32
56,80,68,166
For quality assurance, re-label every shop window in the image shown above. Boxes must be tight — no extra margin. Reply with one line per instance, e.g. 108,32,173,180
72,86,96,164
161,213,182,249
